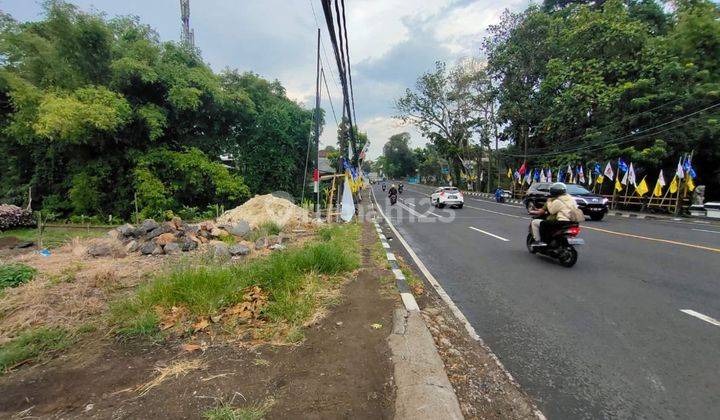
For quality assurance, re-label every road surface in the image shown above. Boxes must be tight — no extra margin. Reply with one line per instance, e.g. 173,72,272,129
371,183,720,419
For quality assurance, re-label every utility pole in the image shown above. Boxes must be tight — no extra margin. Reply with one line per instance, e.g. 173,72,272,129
314,28,322,220
180,0,195,48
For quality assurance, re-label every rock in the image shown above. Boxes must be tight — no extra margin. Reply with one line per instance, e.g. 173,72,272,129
125,240,139,253
424,307,442,317
155,233,176,246
171,217,184,230
139,219,160,234
140,241,158,255
163,242,181,255
200,221,215,231
269,244,286,251
229,244,251,256
439,337,452,348
222,220,251,237
255,237,268,250
145,227,165,240
184,224,200,235
181,238,198,252
117,223,135,237
447,348,462,358
87,243,113,257
161,221,178,233
151,245,164,255
267,235,281,246
107,229,120,240
210,242,230,259
14,241,34,249
210,227,229,238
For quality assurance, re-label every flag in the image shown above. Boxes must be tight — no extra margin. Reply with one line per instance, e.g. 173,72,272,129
547,168,552,182
683,156,697,178
618,158,629,173
687,175,696,192
524,171,531,185
533,168,540,182
621,166,629,185
507,167,512,179
540,169,547,183
675,157,684,180
604,162,614,181
558,169,564,183
635,176,649,197
340,175,355,222
588,171,593,185
653,170,665,197
593,163,602,175
669,176,678,194
597,175,604,184
514,170,521,183
578,165,585,184
627,162,637,187
518,161,527,176
615,176,623,192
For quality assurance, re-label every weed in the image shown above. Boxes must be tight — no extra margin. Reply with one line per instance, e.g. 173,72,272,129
0,263,37,290
286,327,305,344
0,227,106,249
203,398,275,420
219,235,237,246
111,223,361,338
0,327,74,372
245,221,282,242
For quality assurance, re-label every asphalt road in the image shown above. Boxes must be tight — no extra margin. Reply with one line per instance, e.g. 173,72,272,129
371,183,720,419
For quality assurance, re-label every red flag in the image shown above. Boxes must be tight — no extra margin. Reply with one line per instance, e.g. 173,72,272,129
518,161,527,176
313,168,319,182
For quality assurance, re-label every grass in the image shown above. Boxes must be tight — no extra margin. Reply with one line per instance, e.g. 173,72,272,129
245,221,283,242
203,398,275,420
0,263,37,290
0,227,106,248
111,223,361,338
0,327,74,372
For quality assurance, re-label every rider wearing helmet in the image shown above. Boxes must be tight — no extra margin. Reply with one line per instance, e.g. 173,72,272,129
388,183,398,197
528,182,578,245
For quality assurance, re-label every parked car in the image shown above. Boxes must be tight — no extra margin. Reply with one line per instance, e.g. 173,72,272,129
523,183,609,221
431,186,464,208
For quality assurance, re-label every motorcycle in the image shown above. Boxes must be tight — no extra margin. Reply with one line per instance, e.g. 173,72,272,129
399,184,404,194
382,184,386,192
526,217,583,267
389,193,397,206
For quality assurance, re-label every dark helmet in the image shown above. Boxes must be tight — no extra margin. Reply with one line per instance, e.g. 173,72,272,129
549,182,567,197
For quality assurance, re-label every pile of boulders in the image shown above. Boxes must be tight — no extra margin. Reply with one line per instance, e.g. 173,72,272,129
0,204,35,231
104,216,289,258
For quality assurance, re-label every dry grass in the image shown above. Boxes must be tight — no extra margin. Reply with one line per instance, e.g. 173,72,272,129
136,358,206,396
0,245,161,344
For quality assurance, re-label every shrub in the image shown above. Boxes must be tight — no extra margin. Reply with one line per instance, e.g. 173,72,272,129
0,204,35,231
0,263,37,290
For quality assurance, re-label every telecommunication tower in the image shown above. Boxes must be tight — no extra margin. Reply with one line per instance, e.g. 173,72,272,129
180,0,195,48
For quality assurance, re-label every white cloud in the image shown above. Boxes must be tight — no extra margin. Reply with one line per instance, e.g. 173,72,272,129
360,116,425,160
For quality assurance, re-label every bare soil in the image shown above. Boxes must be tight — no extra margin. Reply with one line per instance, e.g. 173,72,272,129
0,220,397,419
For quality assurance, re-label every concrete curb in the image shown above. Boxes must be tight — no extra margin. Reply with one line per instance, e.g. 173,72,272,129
370,195,463,419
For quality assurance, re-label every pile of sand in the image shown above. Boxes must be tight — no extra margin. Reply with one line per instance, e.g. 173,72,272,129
217,194,311,229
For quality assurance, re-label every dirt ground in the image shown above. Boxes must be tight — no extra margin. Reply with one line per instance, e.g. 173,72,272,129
0,220,397,419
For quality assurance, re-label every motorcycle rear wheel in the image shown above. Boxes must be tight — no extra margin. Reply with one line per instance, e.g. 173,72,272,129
558,246,578,267
526,233,538,254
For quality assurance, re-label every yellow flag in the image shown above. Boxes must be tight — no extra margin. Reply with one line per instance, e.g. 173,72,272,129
669,176,678,193
507,168,512,179
615,177,623,192
596,175,604,184
653,180,663,197
686,176,695,192
635,176,649,196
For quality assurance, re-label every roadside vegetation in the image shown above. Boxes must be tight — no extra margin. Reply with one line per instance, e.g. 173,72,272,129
111,224,361,341
0,227,107,249
0,327,74,372
0,263,37,291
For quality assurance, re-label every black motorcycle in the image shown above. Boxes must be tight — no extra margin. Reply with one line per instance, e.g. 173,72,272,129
399,184,404,194
382,184,386,192
389,193,397,205
526,218,583,267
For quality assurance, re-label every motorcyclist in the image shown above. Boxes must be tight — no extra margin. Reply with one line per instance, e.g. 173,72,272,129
388,184,398,197
494,187,505,203
399,183,404,193
528,182,577,246
382,182,386,191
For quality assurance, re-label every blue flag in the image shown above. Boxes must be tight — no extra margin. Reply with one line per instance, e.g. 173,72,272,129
593,163,601,175
618,158,628,173
683,156,696,178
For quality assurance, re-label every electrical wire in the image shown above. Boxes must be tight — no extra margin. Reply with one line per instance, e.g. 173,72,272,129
340,0,358,125
322,68,339,125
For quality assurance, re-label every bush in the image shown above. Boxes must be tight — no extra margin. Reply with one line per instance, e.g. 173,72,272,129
0,204,35,231
0,263,37,290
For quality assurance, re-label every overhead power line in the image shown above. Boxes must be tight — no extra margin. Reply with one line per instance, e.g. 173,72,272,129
322,68,339,125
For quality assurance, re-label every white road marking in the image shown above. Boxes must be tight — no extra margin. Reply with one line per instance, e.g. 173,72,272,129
680,309,720,327
427,211,443,217
401,292,420,311
370,187,547,420
386,252,397,261
469,226,510,242
382,242,390,249
392,268,405,280
405,202,416,207
465,204,529,220
692,228,720,234
397,202,432,219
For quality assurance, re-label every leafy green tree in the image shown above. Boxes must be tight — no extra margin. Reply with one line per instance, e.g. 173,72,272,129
382,133,417,179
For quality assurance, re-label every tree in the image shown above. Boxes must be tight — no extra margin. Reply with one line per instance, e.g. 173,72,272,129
382,133,417,178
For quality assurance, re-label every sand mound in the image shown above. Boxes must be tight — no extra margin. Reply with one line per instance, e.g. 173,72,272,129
217,194,311,229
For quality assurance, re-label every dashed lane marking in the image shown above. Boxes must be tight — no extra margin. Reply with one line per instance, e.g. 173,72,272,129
469,226,510,242
692,228,720,234
680,310,720,327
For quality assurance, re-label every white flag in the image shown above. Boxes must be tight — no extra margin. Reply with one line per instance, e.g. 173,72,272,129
603,162,614,181
540,169,547,183
627,163,637,187
676,157,685,179
340,176,355,222
657,169,666,187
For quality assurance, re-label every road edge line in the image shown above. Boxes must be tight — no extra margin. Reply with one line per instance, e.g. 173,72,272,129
371,186,547,420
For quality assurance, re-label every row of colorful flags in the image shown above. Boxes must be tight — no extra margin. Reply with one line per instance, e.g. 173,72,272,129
506,155,698,198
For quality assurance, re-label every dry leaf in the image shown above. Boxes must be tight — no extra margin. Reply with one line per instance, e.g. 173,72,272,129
181,343,201,352
192,318,210,331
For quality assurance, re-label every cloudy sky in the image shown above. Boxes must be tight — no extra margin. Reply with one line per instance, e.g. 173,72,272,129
1,0,529,159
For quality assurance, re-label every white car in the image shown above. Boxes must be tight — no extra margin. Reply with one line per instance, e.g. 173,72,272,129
431,186,464,208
